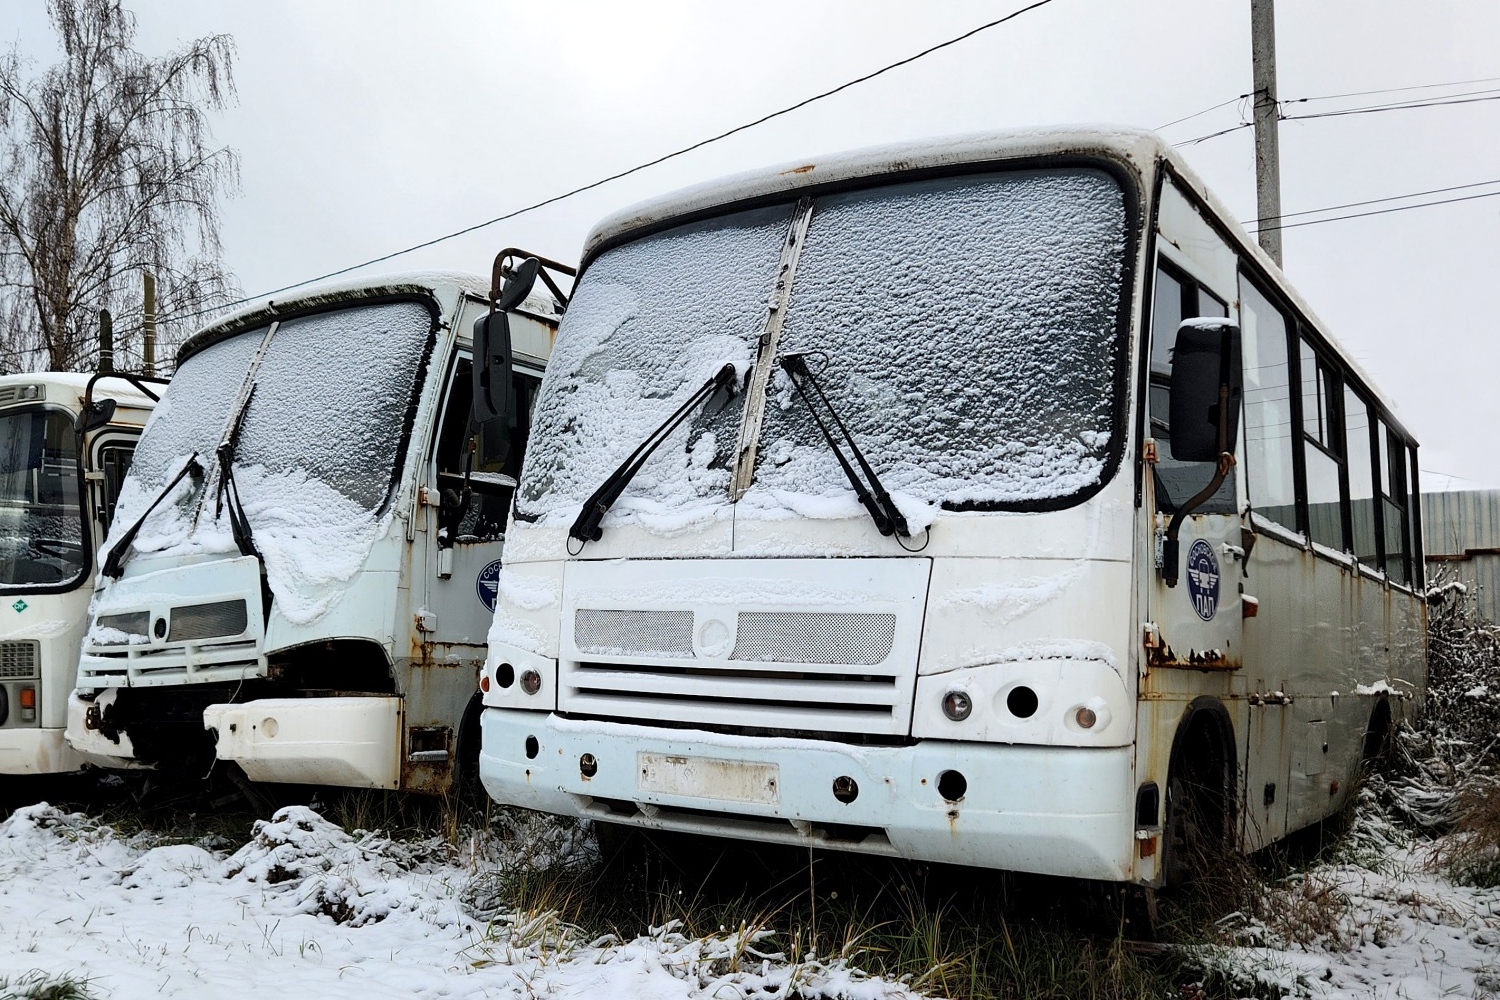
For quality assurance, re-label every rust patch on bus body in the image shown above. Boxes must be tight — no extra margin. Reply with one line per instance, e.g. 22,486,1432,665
401,636,484,794
782,163,817,175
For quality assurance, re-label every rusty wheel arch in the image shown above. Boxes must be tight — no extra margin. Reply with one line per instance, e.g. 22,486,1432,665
1163,696,1238,885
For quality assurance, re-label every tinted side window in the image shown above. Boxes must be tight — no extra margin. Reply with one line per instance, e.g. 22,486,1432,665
1343,388,1378,564
1149,261,1233,513
1240,277,1296,530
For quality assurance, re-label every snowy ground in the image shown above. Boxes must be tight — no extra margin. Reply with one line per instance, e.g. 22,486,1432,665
0,803,914,1000
0,794,1496,999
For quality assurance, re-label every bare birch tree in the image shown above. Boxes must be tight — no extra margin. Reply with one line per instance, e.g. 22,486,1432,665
0,0,239,374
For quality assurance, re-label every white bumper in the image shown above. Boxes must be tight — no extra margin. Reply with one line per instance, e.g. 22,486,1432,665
479,709,1137,881
204,697,401,788
0,727,85,775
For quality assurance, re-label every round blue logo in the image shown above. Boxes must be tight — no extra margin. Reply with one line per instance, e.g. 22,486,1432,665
477,558,504,613
1185,539,1220,622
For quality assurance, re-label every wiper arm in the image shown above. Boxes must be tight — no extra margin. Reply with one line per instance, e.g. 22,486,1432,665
569,363,737,547
215,383,260,560
101,453,203,579
778,353,910,538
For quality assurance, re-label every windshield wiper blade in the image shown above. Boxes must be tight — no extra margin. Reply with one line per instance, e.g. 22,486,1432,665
101,453,203,579
569,363,737,547
778,353,910,538
215,382,260,560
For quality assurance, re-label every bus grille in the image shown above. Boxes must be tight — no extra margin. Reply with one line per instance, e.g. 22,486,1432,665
732,612,895,664
562,610,907,736
168,600,248,642
95,612,150,643
0,640,38,679
574,609,693,657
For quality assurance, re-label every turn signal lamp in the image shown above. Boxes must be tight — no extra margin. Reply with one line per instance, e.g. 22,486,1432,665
1075,706,1097,729
20,685,36,722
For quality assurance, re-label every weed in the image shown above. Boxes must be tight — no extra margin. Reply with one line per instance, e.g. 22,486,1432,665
0,970,101,1000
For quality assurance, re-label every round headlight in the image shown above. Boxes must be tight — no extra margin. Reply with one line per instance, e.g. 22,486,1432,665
519,669,542,695
941,690,972,722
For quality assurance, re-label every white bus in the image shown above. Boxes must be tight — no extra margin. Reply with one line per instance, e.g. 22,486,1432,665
0,372,159,776
65,262,565,794
476,128,1426,885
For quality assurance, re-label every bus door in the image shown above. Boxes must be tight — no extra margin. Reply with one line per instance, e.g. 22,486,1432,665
1145,264,1244,676
410,352,541,787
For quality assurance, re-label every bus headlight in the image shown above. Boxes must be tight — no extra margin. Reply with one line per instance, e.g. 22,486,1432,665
941,690,972,721
1071,697,1111,732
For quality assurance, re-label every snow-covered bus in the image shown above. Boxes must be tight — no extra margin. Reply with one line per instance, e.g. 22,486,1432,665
476,128,1426,885
0,371,159,775
65,263,565,794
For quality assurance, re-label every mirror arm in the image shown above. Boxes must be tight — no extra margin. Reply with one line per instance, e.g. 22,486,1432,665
1162,380,1235,588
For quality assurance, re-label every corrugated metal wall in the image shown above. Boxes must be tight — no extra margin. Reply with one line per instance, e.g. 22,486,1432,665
1423,489,1500,622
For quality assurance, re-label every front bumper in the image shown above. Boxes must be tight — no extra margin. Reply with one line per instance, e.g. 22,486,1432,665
0,727,84,775
205,697,401,788
65,689,148,770
479,709,1136,881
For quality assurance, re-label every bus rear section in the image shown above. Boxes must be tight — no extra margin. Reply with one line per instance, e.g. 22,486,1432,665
0,372,158,776
477,128,1425,886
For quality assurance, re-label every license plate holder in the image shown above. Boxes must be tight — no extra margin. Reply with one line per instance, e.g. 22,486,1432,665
637,752,780,806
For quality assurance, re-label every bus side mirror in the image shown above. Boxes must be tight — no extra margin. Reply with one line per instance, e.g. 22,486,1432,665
74,397,117,434
470,312,514,440
1169,319,1242,462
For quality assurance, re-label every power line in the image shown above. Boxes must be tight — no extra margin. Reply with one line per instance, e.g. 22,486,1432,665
1249,177,1500,225
1285,91,1500,122
161,0,1059,326
1251,188,1500,234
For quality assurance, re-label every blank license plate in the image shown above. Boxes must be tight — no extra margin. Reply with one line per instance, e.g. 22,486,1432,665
637,752,780,806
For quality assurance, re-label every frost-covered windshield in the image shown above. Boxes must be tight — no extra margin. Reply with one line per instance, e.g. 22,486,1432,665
519,165,1128,529
0,408,84,587
752,168,1126,512
517,206,789,529
110,300,433,623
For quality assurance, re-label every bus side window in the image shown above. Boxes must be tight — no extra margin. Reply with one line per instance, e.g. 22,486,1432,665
1343,387,1379,564
1239,276,1296,531
1299,337,1344,550
98,443,135,531
1377,422,1413,584
1149,260,1233,513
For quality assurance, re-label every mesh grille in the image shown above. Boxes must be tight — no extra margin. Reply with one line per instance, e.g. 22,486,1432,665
575,609,694,657
732,612,896,665
168,600,248,642
0,640,38,679
96,611,150,642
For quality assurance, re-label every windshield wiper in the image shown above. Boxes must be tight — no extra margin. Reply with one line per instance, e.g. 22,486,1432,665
215,383,260,560
569,363,737,547
778,353,910,538
101,453,203,579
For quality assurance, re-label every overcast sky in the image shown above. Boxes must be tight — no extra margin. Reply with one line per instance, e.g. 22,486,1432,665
4,0,1497,490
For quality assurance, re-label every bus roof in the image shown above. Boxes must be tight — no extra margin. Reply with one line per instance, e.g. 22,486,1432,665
0,371,157,412
580,124,1406,432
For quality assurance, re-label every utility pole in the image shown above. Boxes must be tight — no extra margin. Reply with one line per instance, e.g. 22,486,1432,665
1251,0,1284,268
98,309,114,373
143,271,156,376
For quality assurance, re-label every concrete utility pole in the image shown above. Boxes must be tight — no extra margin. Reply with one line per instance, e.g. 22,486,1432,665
143,271,156,376
1251,0,1284,268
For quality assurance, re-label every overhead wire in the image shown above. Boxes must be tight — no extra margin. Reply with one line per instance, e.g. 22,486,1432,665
159,31,1494,326
158,0,1059,326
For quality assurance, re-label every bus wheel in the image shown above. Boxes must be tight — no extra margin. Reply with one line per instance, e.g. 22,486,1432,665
1361,699,1393,772
1163,708,1232,888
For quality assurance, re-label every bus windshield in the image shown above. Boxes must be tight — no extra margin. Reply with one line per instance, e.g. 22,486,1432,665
0,408,84,587
519,166,1129,529
110,300,432,619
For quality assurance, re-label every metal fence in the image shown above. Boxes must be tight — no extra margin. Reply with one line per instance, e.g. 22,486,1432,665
1423,489,1500,623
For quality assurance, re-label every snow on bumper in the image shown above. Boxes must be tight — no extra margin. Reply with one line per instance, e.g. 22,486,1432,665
479,709,1136,881
204,697,401,789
